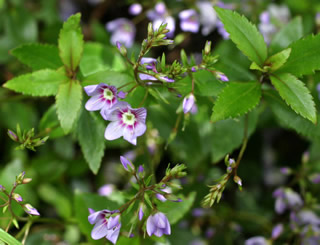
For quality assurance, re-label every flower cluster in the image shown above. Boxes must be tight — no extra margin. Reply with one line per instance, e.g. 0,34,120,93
88,156,187,243
84,83,147,145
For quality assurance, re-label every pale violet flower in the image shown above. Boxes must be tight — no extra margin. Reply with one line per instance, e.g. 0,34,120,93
98,184,115,197
147,2,175,37
245,236,267,245
146,212,171,237
106,18,136,48
216,72,229,82
120,156,134,171
183,94,196,114
88,209,121,244
24,204,40,216
179,9,200,33
84,83,119,120
129,3,142,15
273,188,303,214
138,206,144,221
196,1,217,36
104,102,147,145
271,223,283,239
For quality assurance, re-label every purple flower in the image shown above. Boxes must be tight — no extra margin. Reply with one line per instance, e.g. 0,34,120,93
139,57,158,81
104,102,147,145
271,223,283,239
179,9,200,33
129,3,142,15
138,206,144,221
88,209,121,244
117,91,127,99
138,165,144,174
120,156,134,171
13,193,23,202
84,83,119,120
24,204,40,216
216,72,229,82
273,188,303,214
183,94,196,114
98,184,114,197
156,193,167,202
280,167,291,175
146,212,171,237
106,18,136,48
310,173,320,184
8,130,18,141
245,236,267,245
296,210,320,226
147,3,175,37
197,1,217,36
159,76,175,83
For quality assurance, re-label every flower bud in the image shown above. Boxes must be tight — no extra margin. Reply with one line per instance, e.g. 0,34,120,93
8,130,19,142
13,193,23,202
22,178,32,184
233,176,242,186
116,41,127,56
24,204,40,216
204,41,211,55
120,156,134,172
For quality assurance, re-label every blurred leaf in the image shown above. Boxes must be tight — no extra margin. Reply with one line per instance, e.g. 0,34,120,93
265,48,291,72
194,70,226,97
4,69,68,96
269,17,303,55
11,44,63,70
91,20,110,44
215,7,267,66
38,184,72,219
39,104,64,139
277,34,320,76
270,73,316,123
56,80,83,133
117,237,140,245
0,228,21,245
157,192,196,225
211,81,261,122
58,13,84,71
264,89,320,140
76,109,106,174
79,42,114,77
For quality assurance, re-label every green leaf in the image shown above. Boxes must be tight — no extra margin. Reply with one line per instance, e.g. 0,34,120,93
194,70,226,97
3,69,68,96
265,48,291,72
215,7,267,66
277,34,320,76
76,109,106,174
264,89,320,140
157,192,196,225
270,73,316,123
56,80,83,133
79,42,114,77
0,228,22,245
39,105,64,139
38,184,72,219
58,13,84,72
269,16,303,55
211,81,261,122
83,70,134,88
11,43,63,70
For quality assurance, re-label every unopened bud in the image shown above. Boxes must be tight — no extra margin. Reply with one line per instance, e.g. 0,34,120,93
204,41,212,55
22,178,32,184
8,130,19,142
234,176,242,186
116,41,127,56
148,22,153,37
13,193,23,202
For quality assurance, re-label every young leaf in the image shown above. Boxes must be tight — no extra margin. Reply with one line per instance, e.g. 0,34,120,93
39,105,64,139
265,48,291,72
3,69,68,96
215,7,267,67
58,13,84,72
56,80,83,133
269,16,303,55
264,89,320,140
270,73,316,124
0,228,22,245
277,34,320,76
11,43,63,70
76,109,106,174
211,81,261,123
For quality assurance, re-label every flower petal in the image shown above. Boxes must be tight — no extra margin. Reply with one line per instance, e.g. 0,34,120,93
133,122,147,138
107,215,120,229
91,218,109,240
106,223,121,244
84,85,98,96
105,121,124,141
85,95,106,111
123,127,137,145
146,215,156,236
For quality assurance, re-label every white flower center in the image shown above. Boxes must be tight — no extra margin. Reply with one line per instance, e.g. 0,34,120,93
103,88,114,100
122,111,136,125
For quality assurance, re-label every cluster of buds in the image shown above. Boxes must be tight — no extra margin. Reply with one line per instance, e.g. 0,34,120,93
88,157,187,243
0,171,40,229
7,124,49,151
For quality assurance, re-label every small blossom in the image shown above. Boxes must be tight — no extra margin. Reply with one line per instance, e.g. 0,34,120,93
106,18,136,48
129,3,142,15
117,91,127,99
88,209,121,244
271,223,283,239
197,1,217,36
104,102,147,145
216,72,229,82
273,188,303,214
146,212,171,237
310,173,320,184
98,184,115,197
205,227,215,238
138,165,144,174
183,94,196,114
159,76,175,83
24,204,40,216
138,206,144,221
245,236,267,245
179,9,200,33
120,156,134,171
147,2,175,37
280,167,291,175
13,193,23,202
84,83,119,120
156,193,167,202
